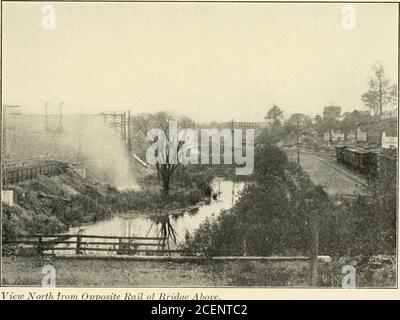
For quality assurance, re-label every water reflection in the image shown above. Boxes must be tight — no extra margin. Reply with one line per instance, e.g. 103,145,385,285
68,179,244,252
148,215,177,248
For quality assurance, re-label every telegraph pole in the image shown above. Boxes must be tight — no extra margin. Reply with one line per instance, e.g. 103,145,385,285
1,105,22,188
77,115,81,164
310,208,319,287
59,102,64,132
231,119,234,163
127,110,132,154
231,181,235,207
45,102,49,131
1,105,5,189
121,112,127,143
296,120,300,165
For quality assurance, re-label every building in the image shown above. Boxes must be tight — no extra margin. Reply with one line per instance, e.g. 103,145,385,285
323,106,341,120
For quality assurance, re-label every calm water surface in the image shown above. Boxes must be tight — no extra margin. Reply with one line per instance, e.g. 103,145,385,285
67,179,244,252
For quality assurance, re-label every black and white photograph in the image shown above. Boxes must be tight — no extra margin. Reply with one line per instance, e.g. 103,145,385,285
0,1,398,292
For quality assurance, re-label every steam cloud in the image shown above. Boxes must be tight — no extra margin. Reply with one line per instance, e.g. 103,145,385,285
6,113,138,191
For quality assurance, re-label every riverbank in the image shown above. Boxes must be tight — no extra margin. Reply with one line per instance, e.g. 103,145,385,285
2,255,395,287
2,165,118,240
65,179,244,249
1,162,233,241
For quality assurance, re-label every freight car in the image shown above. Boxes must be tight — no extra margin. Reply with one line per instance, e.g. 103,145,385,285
335,146,379,177
335,146,346,163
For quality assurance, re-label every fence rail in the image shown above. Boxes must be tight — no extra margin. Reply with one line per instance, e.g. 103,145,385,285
3,234,173,256
3,234,332,263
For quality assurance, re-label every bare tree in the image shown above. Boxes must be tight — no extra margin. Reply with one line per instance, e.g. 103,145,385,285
361,63,398,116
148,112,195,196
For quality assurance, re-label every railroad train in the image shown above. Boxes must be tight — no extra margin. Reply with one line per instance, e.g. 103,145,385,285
335,145,396,179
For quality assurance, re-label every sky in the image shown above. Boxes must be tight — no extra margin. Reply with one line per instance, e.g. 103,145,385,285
2,2,398,123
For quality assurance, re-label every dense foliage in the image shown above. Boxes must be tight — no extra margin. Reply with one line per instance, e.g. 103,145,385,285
183,133,397,257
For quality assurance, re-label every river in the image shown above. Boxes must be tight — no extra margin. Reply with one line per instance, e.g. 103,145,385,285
67,179,244,253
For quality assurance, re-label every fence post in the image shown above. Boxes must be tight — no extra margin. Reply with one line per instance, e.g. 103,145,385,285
38,236,43,255
243,238,247,257
118,238,123,255
310,209,319,287
160,239,165,255
76,235,82,254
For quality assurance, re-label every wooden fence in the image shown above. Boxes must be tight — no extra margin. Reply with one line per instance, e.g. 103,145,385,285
3,234,175,256
3,235,331,267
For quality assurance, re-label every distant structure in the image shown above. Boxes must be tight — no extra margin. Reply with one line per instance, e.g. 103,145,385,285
290,113,306,123
356,127,368,142
382,108,398,119
381,131,398,149
323,106,341,120
44,102,63,134
323,130,344,142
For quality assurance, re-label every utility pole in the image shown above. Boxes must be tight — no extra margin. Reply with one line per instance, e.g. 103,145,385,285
310,208,319,287
59,102,64,132
77,115,82,164
1,105,22,188
1,105,5,189
231,181,235,207
296,120,300,165
127,110,132,154
45,102,49,131
100,111,128,142
121,112,127,143
231,119,234,162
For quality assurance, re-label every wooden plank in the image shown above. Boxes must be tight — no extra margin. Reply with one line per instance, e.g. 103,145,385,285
16,234,167,241
3,240,78,245
83,242,164,246
38,247,182,253
3,240,163,246
81,235,167,241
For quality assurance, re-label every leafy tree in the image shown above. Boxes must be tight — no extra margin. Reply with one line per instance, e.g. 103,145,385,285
361,63,398,116
265,105,284,127
339,110,374,134
285,113,316,138
314,115,340,144
253,142,288,182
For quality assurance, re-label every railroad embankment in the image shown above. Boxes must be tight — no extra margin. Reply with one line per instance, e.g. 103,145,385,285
2,163,222,241
2,166,120,240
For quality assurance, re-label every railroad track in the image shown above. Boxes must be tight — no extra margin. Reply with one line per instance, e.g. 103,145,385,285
286,149,368,187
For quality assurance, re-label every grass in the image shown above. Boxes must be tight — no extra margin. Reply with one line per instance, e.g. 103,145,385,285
2,256,395,288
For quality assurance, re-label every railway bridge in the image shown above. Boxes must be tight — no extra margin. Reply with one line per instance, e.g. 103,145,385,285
1,151,149,186
2,160,62,185
219,121,268,129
